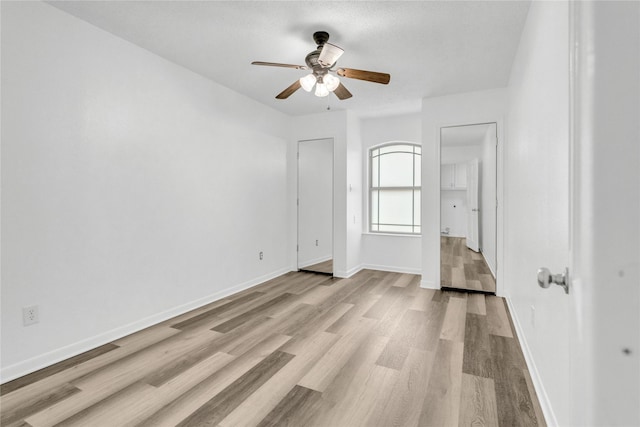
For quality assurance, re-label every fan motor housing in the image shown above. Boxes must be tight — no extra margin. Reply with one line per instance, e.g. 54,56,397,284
313,31,330,46
306,31,332,71
305,50,322,69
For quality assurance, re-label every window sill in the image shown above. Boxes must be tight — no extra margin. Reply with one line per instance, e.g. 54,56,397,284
362,232,422,238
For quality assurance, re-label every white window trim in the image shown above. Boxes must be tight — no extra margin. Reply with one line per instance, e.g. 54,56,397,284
368,142,422,235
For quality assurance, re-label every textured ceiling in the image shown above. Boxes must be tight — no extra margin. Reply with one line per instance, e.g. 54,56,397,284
48,1,530,117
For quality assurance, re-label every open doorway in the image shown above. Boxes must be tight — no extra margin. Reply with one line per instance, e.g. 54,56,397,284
440,123,497,293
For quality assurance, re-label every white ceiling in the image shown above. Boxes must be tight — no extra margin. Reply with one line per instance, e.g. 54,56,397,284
441,123,494,147
48,1,530,117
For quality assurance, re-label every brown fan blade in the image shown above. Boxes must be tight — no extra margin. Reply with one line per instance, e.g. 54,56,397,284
276,80,302,99
337,68,390,84
333,82,353,100
252,61,307,70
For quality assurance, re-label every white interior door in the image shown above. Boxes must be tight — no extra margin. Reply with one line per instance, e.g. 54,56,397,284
466,158,479,251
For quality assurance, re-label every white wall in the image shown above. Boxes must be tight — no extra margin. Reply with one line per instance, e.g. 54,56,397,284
297,139,333,268
1,2,290,380
360,234,421,275
440,145,482,165
440,191,467,238
480,126,497,275
422,89,506,289
504,1,571,424
360,113,422,273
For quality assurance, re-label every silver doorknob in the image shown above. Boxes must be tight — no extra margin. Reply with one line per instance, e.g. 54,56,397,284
537,267,569,294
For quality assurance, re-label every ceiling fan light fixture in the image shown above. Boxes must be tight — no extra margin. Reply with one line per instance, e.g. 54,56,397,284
324,74,340,92
299,74,317,92
252,31,390,101
315,82,329,97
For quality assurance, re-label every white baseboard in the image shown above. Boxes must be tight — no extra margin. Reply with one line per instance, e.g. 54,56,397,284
334,264,363,279
504,297,557,426
361,263,421,275
420,279,439,289
0,267,291,383
441,233,466,238
480,250,497,278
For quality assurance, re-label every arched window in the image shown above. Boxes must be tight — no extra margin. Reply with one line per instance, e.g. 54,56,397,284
369,143,421,234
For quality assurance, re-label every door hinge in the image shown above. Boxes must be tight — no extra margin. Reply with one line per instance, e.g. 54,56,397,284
297,198,299,206
296,245,299,252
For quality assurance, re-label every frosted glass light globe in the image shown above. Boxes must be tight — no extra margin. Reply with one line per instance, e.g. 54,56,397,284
315,83,329,97
299,74,317,92
324,74,340,92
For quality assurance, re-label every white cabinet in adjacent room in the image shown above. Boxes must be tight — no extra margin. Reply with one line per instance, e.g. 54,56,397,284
441,162,467,189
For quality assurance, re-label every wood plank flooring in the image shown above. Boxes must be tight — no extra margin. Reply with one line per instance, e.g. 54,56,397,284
441,236,496,293
0,269,544,427
299,259,333,275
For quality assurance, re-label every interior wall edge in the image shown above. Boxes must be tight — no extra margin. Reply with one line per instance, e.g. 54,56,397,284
0,266,291,384
505,297,556,427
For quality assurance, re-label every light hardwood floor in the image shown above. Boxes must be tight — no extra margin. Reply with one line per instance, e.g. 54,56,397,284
300,259,333,275
441,236,496,293
1,270,544,427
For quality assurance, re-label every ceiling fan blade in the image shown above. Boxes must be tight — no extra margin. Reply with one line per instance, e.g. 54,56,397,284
252,61,307,70
333,82,353,100
318,42,344,67
337,68,391,84
276,80,302,99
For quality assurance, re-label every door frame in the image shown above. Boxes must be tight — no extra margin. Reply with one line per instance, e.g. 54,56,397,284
437,121,503,295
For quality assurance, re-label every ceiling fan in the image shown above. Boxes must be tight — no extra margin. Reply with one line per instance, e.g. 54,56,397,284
252,31,391,100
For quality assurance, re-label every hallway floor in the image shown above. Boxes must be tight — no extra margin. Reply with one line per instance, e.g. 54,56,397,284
1,270,544,426
441,236,496,293
299,259,333,275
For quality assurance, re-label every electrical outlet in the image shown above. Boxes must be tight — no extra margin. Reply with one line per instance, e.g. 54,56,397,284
315,240,319,246
259,251,263,260
23,305,39,326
